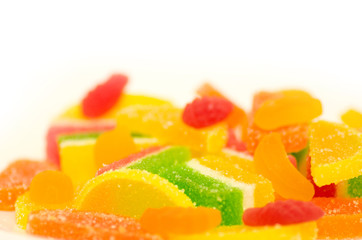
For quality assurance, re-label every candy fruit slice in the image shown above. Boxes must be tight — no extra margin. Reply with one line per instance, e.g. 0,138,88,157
337,175,362,198
141,207,221,235
254,133,314,201
0,160,57,211
170,222,317,240
74,169,193,218
117,105,227,153
341,109,362,129
309,120,362,186
27,209,163,240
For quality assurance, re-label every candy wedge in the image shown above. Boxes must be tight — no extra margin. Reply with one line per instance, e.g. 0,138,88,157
309,120,362,186
337,175,362,198
74,169,194,218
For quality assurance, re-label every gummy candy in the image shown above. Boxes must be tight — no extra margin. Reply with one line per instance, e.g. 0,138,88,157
253,92,322,130
341,109,362,129
82,74,128,118
226,128,247,152
27,209,163,240
242,200,324,226
182,97,233,128
94,126,137,169
309,120,362,186
0,160,57,211
29,170,73,205
254,133,315,201
169,222,317,240
337,175,362,198
97,146,189,176
311,197,362,239
74,169,194,218
117,105,227,153
246,123,309,154
140,207,221,235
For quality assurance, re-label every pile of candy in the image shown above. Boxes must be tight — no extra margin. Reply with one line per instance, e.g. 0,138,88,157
0,74,361,240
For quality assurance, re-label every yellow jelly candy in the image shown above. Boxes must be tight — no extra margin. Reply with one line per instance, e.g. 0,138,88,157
341,109,362,129
254,93,322,130
309,120,362,186
74,169,194,218
197,152,274,208
117,105,227,153
15,192,69,230
94,127,137,169
170,221,317,240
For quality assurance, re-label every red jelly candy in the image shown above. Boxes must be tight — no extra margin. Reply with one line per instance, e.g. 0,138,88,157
226,128,247,152
182,97,233,128
242,200,324,226
306,157,336,198
82,74,128,118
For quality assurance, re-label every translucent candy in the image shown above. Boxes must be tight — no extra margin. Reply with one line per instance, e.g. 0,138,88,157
0,160,57,211
341,109,362,129
27,209,163,240
141,207,221,235
169,222,317,240
74,169,194,218
117,105,228,153
309,120,362,186
254,133,314,201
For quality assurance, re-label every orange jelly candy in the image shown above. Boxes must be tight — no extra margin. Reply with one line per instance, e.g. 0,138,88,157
140,207,221,235
0,160,57,210
311,198,362,239
29,170,74,205
27,209,163,240
95,126,137,169
246,123,309,154
253,90,322,130
254,133,314,201
197,83,248,138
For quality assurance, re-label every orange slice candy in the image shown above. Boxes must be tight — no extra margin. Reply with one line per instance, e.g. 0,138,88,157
254,133,314,201
94,126,137,169
0,160,57,210
253,90,322,130
27,209,163,240
141,207,221,235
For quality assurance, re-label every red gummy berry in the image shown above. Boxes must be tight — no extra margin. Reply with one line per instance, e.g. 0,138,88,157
306,157,336,197
226,128,247,152
82,74,128,118
242,200,324,226
182,97,233,128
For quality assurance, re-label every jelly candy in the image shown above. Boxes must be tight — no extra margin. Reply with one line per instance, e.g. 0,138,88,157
140,207,221,235
246,123,309,154
341,109,362,129
182,97,233,128
27,209,163,240
94,126,137,169
169,222,317,240
197,155,274,209
74,169,193,218
0,160,57,210
254,133,315,201
242,200,324,226
97,146,189,176
254,92,322,130
82,74,128,118
309,120,362,186
311,197,362,239
226,128,247,152
337,175,362,198
117,105,227,153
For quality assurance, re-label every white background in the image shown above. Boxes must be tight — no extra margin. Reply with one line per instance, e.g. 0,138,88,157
0,1,361,238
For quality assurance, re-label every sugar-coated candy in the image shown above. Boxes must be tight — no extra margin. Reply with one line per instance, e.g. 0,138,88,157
254,133,315,201
0,160,57,211
337,175,362,198
341,109,362,129
74,169,194,218
242,200,324,226
27,209,163,240
309,120,362,186
140,207,221,235
81,74,128,118
226,128,247,152
182,97,233,129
